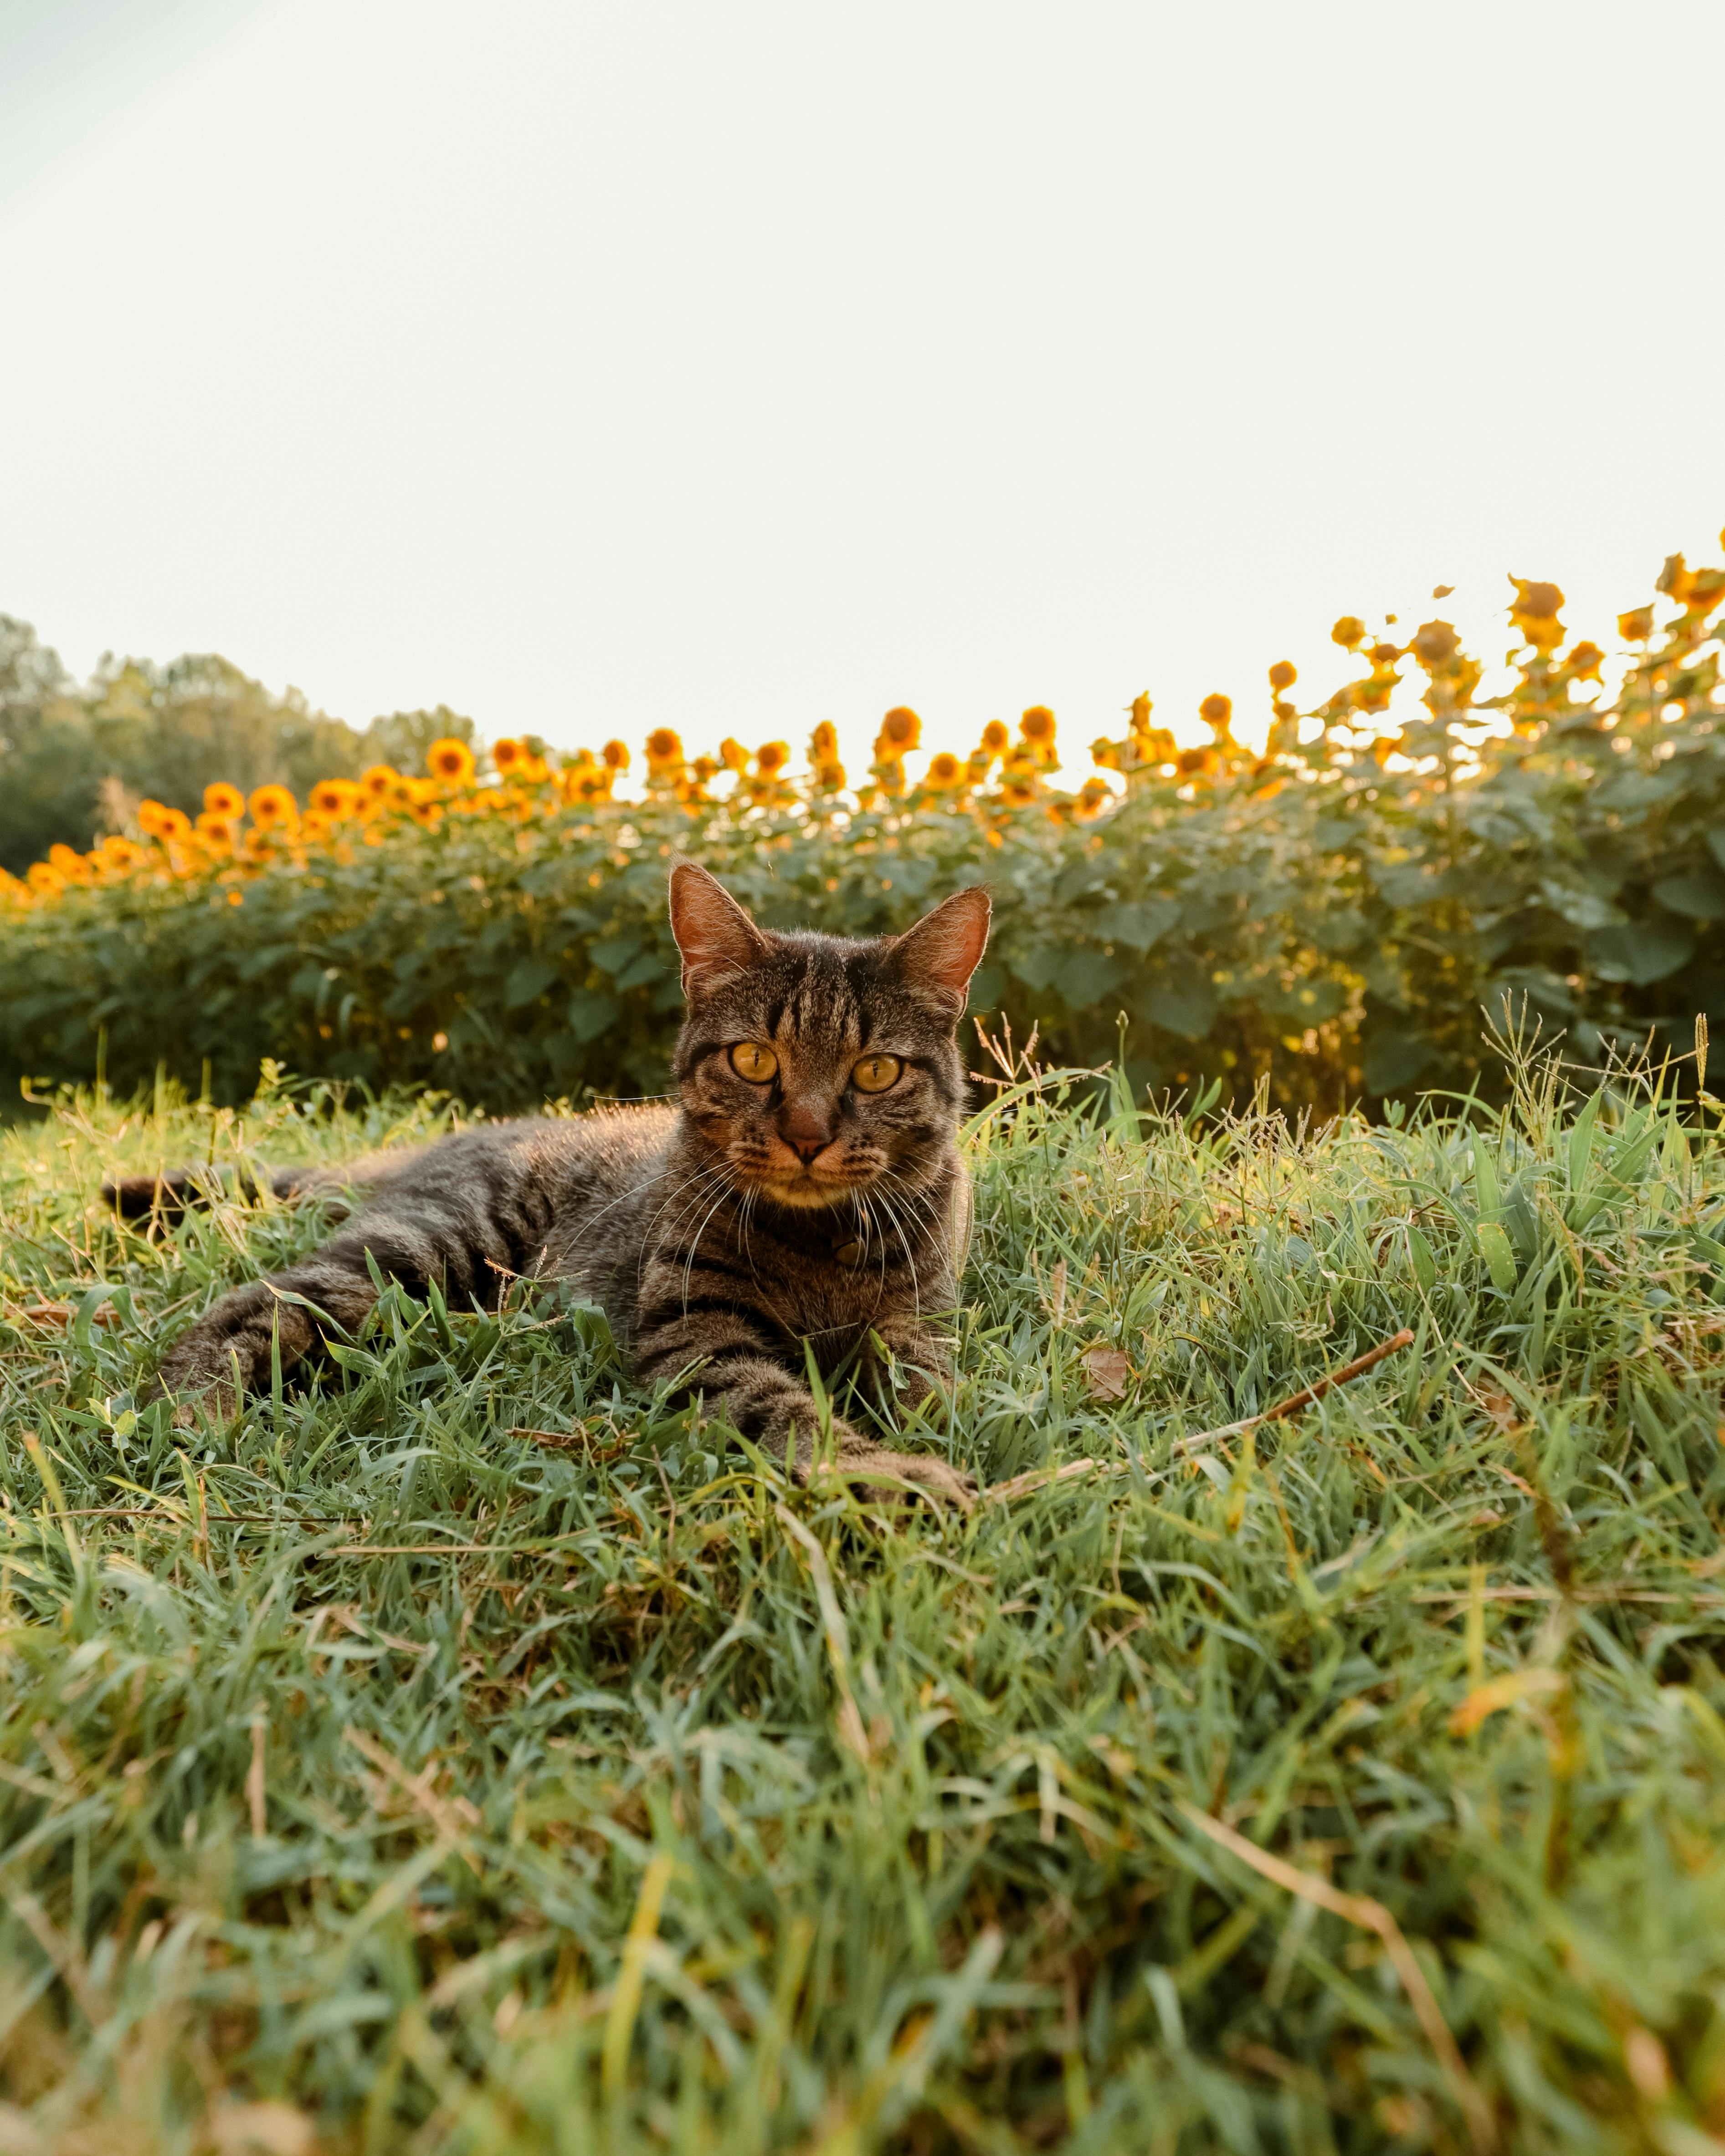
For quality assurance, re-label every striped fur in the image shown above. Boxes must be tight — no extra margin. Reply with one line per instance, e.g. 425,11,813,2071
126,866,989,1506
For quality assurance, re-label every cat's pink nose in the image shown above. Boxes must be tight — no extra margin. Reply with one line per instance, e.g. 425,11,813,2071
780,1105,832,1162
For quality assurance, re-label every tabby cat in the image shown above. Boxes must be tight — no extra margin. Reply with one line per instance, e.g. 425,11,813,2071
110,863,988,1506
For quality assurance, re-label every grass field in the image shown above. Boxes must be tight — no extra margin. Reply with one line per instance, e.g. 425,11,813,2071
3,1045,1725,2154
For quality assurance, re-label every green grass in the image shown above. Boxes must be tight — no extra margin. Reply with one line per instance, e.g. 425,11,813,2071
3,1047,1725,2153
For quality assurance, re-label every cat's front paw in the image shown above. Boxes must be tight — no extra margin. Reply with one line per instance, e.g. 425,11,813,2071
824,1442,975,1513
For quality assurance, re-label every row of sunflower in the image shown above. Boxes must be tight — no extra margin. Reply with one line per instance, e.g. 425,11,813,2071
2,699,1136,907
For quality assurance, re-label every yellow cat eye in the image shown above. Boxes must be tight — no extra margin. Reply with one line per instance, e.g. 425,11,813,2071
851,1052,902,1093
729,1041,779,1083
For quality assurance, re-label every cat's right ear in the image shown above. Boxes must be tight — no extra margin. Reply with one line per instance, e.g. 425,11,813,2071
668,861,770,997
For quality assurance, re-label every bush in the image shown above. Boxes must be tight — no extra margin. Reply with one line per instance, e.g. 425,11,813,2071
4,550,1725,1114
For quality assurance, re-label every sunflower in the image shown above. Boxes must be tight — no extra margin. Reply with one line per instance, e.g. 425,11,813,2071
979,720,1009,758
426,738,476,786
299,810,333,845
1509,577,1565,652
309,778,363,818
136,799,175,839
195,812,236,852
924,751,963,791
601,740,630,774
1268,661,1297,694
1331,616,1366,652
408,798,444,829
876,706,921,756
1198,693,1232,735
203,781,246,820
719,738,750,774
646,728,684,772
1617,607,1654,644
249,784,300,831
361,763,399,798
27,861,65,895
809,721,838,764
48,843,92,885
999,772,1038,807
1091,738,1122,771
1566,641,1605,683
1018,708,1058,768
755,741,790,776
492,737,527,775
811,761,847,794
1074,775,1113,819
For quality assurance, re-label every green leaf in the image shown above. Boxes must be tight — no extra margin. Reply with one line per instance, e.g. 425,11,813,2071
1477,1220,1519,1290
1010,946,1068,993
1653,868,1725,920
1092,898,1181,953
568,987,620,1042
1363,1031,1437,1097
504,959,560,1009
1138,971,1218,1042
1590,921,1696,986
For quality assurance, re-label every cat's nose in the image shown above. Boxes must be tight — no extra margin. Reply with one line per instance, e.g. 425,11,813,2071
780,1105,832,1162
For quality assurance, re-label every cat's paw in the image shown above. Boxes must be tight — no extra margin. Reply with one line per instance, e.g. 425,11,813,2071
824,1445,975,1514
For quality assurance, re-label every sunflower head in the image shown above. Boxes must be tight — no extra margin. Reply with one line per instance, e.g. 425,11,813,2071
646,728,683,771
1617,606,1655,644
1268,661,1297,694
1331,616,1366,652
1199,693,1233,736
310,778,362,818
924,751,963,790
876,706,921,756
809,721,838,763
248,785,299,832
1075,775,1113,819
1509,577,1566,652
1019,706,1057,762
980,720,1009,758
1566,641,1605,683
719,738,750,774
361,763,399,798
203,781,246,820
755,741,790,776
427,738,476,786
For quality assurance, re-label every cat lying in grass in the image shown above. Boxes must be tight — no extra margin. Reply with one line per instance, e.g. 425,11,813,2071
108,862,986,1507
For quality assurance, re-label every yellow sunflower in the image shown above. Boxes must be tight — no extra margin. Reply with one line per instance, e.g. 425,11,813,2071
249,785,300,831
427,738,476,786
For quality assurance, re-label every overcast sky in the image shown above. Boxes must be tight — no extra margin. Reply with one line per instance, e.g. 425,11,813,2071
3,0,1722,765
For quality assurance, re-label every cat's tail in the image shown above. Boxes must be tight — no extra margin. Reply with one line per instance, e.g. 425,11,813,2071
103,1163,338,1221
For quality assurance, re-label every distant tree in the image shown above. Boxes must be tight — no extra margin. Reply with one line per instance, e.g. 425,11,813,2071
0,616,101,875
0,617,485,871
358,705,478,777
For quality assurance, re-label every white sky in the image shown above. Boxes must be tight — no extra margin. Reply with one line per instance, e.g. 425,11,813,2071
2,0,1723,767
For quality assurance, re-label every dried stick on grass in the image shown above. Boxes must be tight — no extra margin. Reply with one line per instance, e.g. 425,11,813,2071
1178,1802,1495,2154
987,1328,1416,1505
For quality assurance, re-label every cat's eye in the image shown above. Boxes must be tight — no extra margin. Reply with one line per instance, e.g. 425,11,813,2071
729,1042,778,1083
851,1052,902,1093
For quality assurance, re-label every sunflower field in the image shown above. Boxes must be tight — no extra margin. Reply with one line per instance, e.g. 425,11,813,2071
4,544,1725,1116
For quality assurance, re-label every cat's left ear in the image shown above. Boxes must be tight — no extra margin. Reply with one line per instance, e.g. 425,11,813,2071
883,887,991,1016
